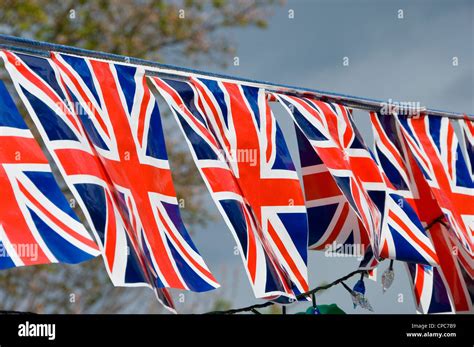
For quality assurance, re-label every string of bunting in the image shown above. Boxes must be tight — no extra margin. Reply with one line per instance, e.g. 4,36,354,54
0,34,472,315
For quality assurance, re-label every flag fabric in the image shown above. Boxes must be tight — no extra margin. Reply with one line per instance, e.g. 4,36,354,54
295,125,371,260
406,256,454,314
371,112,473,313
1,50,219,311
370,112,441,224
397,114,474,256
407,223,473,313
0,79,99,269
295,124,378,273
151,76,309,300
459,117,474,179
1,50,149,294
275,93,438,266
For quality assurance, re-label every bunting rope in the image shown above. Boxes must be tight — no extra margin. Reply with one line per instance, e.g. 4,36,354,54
206,268,366,314
0,34,472,121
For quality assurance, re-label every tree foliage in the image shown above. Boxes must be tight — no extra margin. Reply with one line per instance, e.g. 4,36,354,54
1,0,278,64
0,0,280,313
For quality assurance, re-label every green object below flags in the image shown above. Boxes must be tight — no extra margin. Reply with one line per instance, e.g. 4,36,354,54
296,304,346,314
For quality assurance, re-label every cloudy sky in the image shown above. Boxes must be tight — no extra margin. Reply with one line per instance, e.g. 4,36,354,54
153,0,473,314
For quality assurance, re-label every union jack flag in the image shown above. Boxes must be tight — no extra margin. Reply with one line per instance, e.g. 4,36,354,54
407,260,454,313
0,79,99,269
370,112,441,222
1,50,219,311
295,125,371,258
371,112,473,313
408,223,473,313
459,117,474,179
397,114,474,256
150,77,309,300
276,94,438,266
